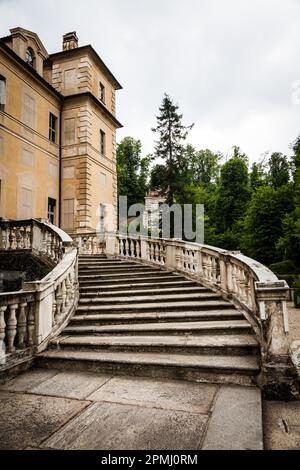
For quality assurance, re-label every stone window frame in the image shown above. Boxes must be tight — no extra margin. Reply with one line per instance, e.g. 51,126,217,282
49,112,57,143
0,74,6,111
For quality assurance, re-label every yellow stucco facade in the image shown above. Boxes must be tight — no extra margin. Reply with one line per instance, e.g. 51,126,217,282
0,27,122,234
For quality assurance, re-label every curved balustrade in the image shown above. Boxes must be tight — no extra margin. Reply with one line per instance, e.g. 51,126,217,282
0,218,73,264
0,219,78,374
115,234,290,364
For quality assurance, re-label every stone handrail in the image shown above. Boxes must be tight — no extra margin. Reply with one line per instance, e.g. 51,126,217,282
0,220,78,374
115,234,291,369
71,232,106,255
0,218,73,264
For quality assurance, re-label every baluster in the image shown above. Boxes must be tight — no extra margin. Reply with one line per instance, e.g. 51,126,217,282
55,285,63,320
17,302,27,349
8,227,15,249
125,238,129,257
0,306,7,358
27,302,35,346
136,239,141,258
6,303,18,353
211,257,216,282
61,279,67,313
15,227,22,249
232,264,237,294
65,274,71,307
42,229,47,254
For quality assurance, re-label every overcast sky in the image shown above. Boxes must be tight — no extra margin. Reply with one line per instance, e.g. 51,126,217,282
1,0,300,162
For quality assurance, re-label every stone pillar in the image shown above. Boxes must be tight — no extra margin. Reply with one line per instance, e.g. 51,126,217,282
165,241,176,270
255,280,297,398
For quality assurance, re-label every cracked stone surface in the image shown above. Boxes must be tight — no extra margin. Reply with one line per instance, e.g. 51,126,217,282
0,368,264,450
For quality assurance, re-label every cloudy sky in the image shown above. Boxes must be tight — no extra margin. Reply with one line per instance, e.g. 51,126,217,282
1,0,300,162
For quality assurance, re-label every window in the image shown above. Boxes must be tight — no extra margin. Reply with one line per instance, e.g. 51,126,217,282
21,187,33,219
0,75,6,111
63,198,74,229
49,113,57,143
100,129,106,156
100,82,105,103
26,48,35,68
23,93,35,129
64,69,76,90
48,198,56,224
64,118,75,145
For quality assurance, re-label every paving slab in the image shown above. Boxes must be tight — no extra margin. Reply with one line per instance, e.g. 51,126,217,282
263,401,300,450
0,368,60,392
87,376,218,413
29,370,112,399
202,385,263,450
42,401,207,450
0,391,88,450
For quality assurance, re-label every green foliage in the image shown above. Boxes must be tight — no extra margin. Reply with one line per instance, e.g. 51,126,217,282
117,137,150,206
250,162,265,191
213,157,250,234
241,184,294,265
269,260,296,274
268,152,290,189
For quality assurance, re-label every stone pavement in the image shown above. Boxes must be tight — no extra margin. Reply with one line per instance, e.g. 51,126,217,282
0,368,263,450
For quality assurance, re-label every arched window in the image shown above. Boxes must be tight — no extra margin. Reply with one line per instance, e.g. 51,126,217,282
26,47,35,68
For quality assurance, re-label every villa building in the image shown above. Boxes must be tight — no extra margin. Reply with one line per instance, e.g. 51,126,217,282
0,27,122,234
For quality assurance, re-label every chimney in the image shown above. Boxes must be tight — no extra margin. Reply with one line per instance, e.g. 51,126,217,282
62,31,78,51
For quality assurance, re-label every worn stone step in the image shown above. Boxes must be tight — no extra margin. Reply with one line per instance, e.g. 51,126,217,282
79,265,160,273
78,270,169,280
79,281,200,293
49,334,259,356
76,299,234,314
79,286,210,297
63,320,252,336
36,350,260,386
71,309,244,325
79,255,107,259
78,275,187,287
79,292,221,305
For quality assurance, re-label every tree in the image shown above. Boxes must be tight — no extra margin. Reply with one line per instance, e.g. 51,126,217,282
241,184,294,265
117,137,150,207
276,137,300,266
213,157,250,234
250,162,265,191
268,152,290,189
232,146,249,165
189,148,221,186
150,164,168,190
152,93,193,205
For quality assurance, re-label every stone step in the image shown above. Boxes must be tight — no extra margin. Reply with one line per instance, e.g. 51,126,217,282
79,265,160,273
79,281,200,293
63,320,252,336
78,259,136,263
36,350,260,386
79,286,210,297
71,309,244,325
78,255,107,259
78,270,168,280
78,292,221,305
49,334,259,356
78,275,188,287
76,299,233,314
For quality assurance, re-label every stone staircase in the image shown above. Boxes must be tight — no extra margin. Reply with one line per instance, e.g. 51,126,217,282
37,255,261,385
